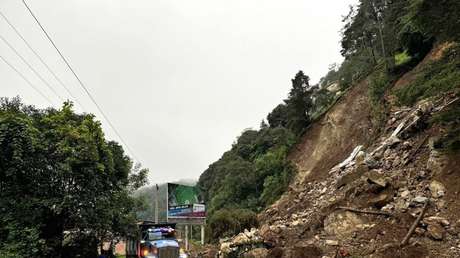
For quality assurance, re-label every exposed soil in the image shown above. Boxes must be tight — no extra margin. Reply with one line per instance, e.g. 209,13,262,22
288,79,375,184
211,45,460,258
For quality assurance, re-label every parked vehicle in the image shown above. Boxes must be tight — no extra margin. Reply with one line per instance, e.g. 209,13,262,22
126,222,187,258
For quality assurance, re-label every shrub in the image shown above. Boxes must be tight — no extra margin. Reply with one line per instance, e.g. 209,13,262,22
430,99,460,152
207,209,258,242
395,44,460,106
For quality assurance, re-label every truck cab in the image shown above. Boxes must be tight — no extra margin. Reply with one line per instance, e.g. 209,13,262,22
126,222,187,258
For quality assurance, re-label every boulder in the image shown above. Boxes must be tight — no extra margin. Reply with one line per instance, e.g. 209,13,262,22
367,189,394,208
424,216,450,227
324,211,365,237
413,196,428,204
366,170,388,188
427,224,445,240
429,180,446,198
336,164,367,188
365,155,379,168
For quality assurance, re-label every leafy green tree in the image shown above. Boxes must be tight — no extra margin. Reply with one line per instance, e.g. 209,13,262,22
284,71,313,135
0,98,147,257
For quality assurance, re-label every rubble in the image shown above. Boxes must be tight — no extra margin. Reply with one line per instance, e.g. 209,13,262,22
324,211,365,237
222,93,460,258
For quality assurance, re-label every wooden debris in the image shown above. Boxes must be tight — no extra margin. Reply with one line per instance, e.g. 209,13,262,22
401,199,429,246
336,206,392,216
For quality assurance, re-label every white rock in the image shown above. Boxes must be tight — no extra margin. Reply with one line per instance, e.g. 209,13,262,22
413,196,428,203
429,180,446,198
401,190,410,198
325,240,339,246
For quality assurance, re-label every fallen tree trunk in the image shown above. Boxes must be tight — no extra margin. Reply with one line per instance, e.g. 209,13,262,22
401,200,429,246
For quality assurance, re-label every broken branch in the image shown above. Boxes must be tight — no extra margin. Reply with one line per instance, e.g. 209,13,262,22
336,206,392,216
401,199,429,246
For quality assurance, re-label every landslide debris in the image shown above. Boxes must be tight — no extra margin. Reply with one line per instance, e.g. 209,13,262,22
216,90,460,258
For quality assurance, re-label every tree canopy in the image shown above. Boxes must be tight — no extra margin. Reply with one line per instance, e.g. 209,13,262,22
0,97,148,258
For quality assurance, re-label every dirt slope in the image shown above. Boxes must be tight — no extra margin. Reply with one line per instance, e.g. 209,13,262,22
214,44,460,258
289,78,375,184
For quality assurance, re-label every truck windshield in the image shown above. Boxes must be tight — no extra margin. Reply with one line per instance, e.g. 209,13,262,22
145,227,176,241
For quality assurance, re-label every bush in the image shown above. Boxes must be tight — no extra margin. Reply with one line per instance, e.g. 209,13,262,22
369,70,391,104
207,209,258,242
430,99,460,152
395,51,412,66
395,44,460,106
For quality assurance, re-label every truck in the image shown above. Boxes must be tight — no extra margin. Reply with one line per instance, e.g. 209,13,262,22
126,221,187,258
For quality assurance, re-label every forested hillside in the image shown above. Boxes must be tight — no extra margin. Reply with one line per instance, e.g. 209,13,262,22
0,98,148,257
197,72,337,241
197,0,460,250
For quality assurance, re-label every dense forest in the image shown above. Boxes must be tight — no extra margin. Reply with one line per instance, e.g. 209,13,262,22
198,0,460,241
0,98,148,257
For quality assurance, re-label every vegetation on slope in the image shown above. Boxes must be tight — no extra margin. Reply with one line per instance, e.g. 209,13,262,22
198,0,460,242
0,98,148,258
395,43,460,106
198,72,336,241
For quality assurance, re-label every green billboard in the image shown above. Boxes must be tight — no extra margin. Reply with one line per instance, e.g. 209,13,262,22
167,183,205,218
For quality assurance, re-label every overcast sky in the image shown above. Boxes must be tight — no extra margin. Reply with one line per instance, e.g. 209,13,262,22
0,0,357,184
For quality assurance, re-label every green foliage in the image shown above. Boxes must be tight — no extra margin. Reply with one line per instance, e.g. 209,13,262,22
284,71,313,135
369,70,391,104
0,220,43,258
0,97,148,257
401,0,460,42
207,209,258,242
197,126,295,240
395,44,460,106
268,71,314,136
198,70,341,241
310,88,336,120
430,99,460,152
395,51,412,66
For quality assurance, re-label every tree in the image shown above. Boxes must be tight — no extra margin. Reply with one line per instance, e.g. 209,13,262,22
0,98,148,257
284,71,313,135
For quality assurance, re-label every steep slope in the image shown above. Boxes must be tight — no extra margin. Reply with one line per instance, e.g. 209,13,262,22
290,79,374,184
217,43,460,258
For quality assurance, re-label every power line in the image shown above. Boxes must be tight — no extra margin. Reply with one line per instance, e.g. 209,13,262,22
22,0,141,163
0,33,65,103
0,53,54,105
0,10,86,111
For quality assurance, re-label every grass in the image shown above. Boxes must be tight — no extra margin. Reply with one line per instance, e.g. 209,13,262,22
395,44,460,106
395,51,412,66
430,99,460,152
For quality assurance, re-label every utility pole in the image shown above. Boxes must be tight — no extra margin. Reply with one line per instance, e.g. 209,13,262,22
154,184,159,223
185,225,189,251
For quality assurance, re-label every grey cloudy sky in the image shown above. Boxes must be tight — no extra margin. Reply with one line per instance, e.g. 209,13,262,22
0,0,357,184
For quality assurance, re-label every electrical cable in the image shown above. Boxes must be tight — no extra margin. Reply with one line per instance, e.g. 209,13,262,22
0,33,65,103
0,53,54,105
0,10,86,111
22,0,141,163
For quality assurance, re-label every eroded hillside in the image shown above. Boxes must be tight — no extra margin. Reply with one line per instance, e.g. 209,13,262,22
215,43,460,258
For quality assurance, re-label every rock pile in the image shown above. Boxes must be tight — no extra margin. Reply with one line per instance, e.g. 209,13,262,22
249,95,460,257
